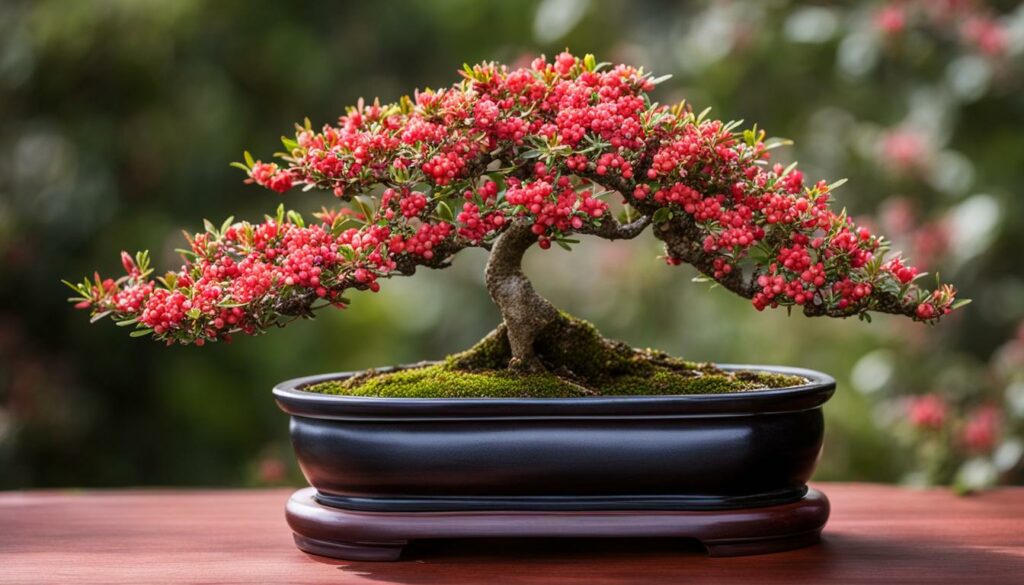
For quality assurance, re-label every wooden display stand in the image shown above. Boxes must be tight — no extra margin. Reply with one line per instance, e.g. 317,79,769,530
285,487,830,561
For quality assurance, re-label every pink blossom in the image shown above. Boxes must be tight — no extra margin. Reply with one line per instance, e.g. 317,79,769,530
907,394,948,430
881,129,928,171
961,406,1001,452
875,5,907,35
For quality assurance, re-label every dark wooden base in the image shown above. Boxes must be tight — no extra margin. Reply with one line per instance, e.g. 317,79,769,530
285,487,829,561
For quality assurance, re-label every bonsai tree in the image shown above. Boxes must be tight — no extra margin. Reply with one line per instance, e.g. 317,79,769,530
66,52,961,396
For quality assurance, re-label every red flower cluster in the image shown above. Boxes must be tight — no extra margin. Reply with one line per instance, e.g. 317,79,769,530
379,188,429,220
961,406,1001,453
69,52,961,345
140,289,190,334
505,177,608,242
69,209,404,344
390,222,452,260
907,394,949,430
638,110,951,318
457,180,506,243
905,395,1003,454
248,162,294,193
277,224,340,289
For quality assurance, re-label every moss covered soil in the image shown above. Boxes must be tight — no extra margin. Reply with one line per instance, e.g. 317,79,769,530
305,316,806,398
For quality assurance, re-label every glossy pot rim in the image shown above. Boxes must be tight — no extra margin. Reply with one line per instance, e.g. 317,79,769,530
273,363,836,421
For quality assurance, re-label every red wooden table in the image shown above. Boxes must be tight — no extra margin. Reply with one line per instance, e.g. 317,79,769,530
2,483,1022,584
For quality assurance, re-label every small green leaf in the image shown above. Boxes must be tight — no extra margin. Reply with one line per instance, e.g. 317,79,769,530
130,328,154,338
952,299,972,310
116,318,139,327
61,279,85,295
136,250,151,274
619,204,636,224
826,178,848,192
90,311,112,324
583,54,597,72
695,106,713,124
652,207,673,224
220,216,235,235
330,215,348,236
337,245,356,261
230,162,251,172
287,210,305,228
436,200,454,223
763,138,794,152
722,119,745,134
649,74,673,85
243,150,256,168
778,161,799,179
352,196,375,220
186,308,202,320
217,301,248,308
159,272,179,290
742,124,760,147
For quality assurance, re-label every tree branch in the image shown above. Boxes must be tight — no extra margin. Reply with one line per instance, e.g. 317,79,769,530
579,216,652,240
392,239,474,276
653,218,756,298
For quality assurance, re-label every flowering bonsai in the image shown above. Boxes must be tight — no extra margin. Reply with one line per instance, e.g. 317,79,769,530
66,52,961,398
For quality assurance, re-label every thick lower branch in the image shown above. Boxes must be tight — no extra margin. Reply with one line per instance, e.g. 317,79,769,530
484,219,559,370
654,218,756,298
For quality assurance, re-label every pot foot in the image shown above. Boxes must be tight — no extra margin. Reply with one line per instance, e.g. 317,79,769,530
292,533,405,561
285,487,829,562
703,529,823,557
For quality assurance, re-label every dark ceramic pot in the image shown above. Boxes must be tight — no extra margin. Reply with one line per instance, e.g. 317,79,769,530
274,364,835,513
275,363,836,560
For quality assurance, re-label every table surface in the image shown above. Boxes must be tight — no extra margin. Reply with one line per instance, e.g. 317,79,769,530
2,483,1022,585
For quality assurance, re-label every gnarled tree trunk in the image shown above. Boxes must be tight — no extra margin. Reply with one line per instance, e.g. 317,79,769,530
484,219,559,371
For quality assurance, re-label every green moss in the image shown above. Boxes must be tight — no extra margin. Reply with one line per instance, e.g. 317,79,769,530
445,326,512,371
601,371,756,396
305,314,808,398
311,364,592,398
733,370,807,388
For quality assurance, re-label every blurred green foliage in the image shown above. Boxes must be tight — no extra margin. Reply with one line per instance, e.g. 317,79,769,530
1,0,1022,488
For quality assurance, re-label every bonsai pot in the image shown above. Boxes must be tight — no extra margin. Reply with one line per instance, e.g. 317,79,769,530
275,363,835,561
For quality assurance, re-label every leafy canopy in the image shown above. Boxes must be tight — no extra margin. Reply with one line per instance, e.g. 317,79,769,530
66,52,960,346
